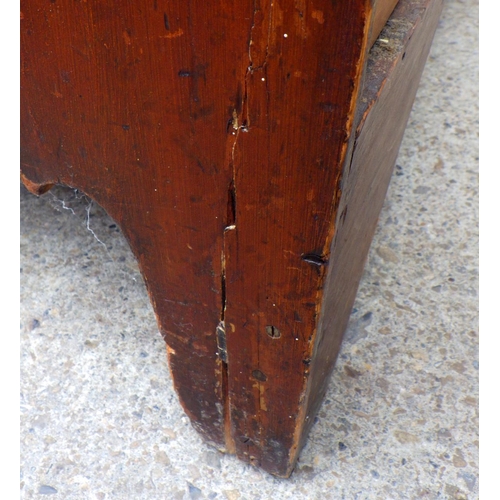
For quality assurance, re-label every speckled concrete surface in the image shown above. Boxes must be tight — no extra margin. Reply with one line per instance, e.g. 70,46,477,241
20,1,478,498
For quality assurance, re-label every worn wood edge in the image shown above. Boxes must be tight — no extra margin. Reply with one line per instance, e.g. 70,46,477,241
292,0,444,471
20,171,54,196
357,0,439,130
370,0,400,46
282,2,375,479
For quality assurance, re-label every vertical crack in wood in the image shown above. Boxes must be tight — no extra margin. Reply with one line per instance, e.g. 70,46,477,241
221,344,235,453
218,0,276,465
226,179,237,231
216,322,227,364
217,243,228,364
217,250,234,452
242,0,275,126
218,179,237,453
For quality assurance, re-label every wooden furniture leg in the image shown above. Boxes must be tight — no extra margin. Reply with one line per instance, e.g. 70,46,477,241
21,0,442,477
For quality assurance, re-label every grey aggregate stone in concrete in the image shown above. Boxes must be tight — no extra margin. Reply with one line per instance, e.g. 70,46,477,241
20,1,478,498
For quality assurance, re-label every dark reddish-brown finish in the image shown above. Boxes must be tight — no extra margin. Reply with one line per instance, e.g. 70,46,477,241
299,0,444,451
221,1,372,474
21,0,442,477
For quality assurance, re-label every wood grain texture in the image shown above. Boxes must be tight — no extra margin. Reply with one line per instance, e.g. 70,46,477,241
298,0,444,452
21,0,256,450
21,0,441,476
221,1,373,476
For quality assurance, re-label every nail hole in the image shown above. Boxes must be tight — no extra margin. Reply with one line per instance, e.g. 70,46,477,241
340,205,348,224
163,13,170,31
402,52,406,60
265,325,281,339
301,252,328,266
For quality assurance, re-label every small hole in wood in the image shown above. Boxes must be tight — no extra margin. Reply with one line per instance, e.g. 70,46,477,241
265,325,281,339
340,205,348,224
402,51,406,60
252,369,267,382
163,13,170,31
301,252,327,266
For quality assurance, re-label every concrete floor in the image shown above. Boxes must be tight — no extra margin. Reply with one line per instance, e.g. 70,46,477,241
20,1,478,498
